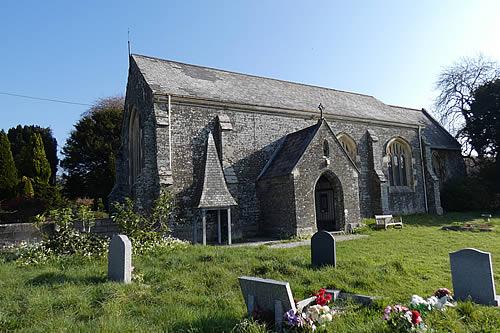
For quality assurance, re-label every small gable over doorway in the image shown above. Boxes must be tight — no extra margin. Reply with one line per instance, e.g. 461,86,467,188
257,119,361,237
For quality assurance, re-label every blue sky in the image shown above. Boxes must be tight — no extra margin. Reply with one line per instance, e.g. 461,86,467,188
1,0,499,154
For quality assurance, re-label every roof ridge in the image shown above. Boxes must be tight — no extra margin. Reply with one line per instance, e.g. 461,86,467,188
132,53,377,99
388,104,423,112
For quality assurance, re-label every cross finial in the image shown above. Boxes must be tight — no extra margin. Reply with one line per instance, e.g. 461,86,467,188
318,103,325,120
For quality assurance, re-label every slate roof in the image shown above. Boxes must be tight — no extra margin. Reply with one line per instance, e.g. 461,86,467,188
132,54,460,150
198,132,237,208
389,106,461,150
258,122,321,180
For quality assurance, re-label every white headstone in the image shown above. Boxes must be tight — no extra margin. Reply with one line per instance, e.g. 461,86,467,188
108,234,132,283
450,248,500,306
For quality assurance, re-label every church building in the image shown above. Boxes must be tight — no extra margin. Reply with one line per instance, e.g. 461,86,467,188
110,54,465,242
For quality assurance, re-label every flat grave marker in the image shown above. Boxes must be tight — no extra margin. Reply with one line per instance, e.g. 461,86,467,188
239,276,306,331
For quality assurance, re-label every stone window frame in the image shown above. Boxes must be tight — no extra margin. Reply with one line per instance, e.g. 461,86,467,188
385,137,413,187
128,107,143,185
336,133,357,161
431,150,447,182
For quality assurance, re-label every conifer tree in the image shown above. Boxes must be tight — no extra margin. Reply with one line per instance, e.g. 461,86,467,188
0,130,18,199
31,132,51,185
7,125,58,184
21,176,34,198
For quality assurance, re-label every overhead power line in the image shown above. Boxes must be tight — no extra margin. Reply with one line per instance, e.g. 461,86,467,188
0,91,92,106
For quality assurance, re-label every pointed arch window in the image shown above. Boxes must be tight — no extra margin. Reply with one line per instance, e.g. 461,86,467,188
337,133,357,161
387,138,412,186
432,151,447,182
129,108,143,185
323,140,330,157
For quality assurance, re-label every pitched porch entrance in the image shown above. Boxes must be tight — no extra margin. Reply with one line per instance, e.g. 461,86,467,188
314,172,344,232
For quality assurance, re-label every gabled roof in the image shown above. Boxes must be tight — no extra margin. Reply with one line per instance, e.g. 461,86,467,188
131,54,461,150
133,54,416,126
258,120,358,180
198,132,237,208
258,122,321,180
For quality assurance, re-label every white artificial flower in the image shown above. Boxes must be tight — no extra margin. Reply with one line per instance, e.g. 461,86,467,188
404,310,413,323
411,295,426,306
436,296,455,309
318,313,332,324
424,296,438,310
307,306,321,322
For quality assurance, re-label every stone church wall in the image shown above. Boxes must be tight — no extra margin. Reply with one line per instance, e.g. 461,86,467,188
163,100,430,239
256,175,297,237
109,60,160,212
113,62,464,241
292,123,361,236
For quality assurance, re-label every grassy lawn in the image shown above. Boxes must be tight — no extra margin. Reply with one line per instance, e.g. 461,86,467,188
0,213,499,332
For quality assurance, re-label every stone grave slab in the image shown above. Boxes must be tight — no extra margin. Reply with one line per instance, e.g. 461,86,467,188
239,276,297,331
311,230,336,267
108,234,132,283
450,248,499,306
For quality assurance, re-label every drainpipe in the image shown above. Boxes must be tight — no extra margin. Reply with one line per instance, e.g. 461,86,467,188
418,126,429,213
168,95,172,171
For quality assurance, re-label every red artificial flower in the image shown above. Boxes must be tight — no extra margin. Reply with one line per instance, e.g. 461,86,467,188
315,288,333,306
411,310,422,325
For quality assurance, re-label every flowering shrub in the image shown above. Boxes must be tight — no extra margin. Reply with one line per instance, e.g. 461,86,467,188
284,289,337,332
383,288,455,332
10,194,186,265
110,192,185,255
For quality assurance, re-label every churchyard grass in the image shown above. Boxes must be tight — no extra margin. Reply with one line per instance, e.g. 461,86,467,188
0,213,499,332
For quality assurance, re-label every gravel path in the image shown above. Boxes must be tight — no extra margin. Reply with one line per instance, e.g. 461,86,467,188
232,234,368,248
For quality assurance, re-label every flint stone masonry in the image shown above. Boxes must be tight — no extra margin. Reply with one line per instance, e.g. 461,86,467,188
449,248,500,306
311,231,336,267
0,223,41,247
111,54,466,241
108,234,132,283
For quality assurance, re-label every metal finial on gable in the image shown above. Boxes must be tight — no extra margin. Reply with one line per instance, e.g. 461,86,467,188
318,103,325,120
127,28,131,57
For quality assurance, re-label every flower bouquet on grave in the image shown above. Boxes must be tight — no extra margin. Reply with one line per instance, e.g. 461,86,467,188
409,288,455,314
284,289,337,332
383,287,455,332
383,305,427,333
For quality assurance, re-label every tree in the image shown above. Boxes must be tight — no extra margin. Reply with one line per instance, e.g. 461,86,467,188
466,79,500,189
0,131,18,199
8,125,58,184
434,55,500,156
31,132,51,185
61,96,124,205
21,176,34,198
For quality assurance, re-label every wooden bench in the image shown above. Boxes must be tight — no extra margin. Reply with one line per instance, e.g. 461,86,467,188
481,214,492,222
375,214,403,230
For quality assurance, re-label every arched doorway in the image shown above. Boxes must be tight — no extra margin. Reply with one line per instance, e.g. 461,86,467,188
314,173,344,231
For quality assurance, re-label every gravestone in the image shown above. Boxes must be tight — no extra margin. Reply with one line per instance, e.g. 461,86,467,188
311,230,336,267
239,276,296,331
449,248,500,306
108,234,132,283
